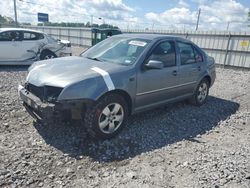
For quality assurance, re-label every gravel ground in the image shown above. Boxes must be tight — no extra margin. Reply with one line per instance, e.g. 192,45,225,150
0,65,249,188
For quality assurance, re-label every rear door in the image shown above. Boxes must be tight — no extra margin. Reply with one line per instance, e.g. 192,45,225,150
0,30,22,61
177,41,203,95
135,40,179,110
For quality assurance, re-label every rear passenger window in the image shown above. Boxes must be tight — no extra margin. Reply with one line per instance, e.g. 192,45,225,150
177,42,196,65
148,41,176,67
23,32,44,40
193,47,203,62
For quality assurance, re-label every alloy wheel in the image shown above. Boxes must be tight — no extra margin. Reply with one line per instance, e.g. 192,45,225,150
197,82,208,103
98,103,124,134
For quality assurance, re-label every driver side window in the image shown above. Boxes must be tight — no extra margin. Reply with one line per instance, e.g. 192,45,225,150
148,41,176,67
0,31,21,41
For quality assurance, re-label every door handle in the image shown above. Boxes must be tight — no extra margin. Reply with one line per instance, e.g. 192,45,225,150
191,66,201,71
172,70,178,76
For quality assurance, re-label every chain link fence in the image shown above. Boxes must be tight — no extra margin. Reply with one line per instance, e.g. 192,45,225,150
4,25,250,68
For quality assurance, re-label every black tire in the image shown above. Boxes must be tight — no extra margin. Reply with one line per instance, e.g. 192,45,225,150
83,93,128,139
189,78,210,106
40,50,57,60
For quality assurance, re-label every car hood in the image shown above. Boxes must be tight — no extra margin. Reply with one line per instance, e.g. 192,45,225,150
27,56,128,88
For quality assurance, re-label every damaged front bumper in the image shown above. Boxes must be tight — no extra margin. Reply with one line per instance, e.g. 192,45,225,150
18,85,94,121
18,85,60,120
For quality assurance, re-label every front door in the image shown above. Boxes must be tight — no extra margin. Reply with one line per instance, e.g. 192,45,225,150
135,40,179,110
0,31,22,61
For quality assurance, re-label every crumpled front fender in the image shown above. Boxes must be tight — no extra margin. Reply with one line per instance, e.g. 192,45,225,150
57,76,108,101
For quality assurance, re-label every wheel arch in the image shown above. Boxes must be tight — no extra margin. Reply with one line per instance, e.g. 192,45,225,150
40,49,57,59
97,89,133,115
203,75,211,87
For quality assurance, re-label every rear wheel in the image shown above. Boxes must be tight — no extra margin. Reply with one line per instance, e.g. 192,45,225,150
83,94,128,139
189,78,209,106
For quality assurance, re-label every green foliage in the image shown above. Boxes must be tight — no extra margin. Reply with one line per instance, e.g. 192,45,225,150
0,14,15,24
0,14,119,29
0,14,16,27
37,21,119,29
0,15,6,23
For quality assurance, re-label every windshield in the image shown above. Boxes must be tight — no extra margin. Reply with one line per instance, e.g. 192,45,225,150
47,35,58,43
81,37,151,65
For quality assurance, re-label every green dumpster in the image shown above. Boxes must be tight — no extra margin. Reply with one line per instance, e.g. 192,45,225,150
91,28,122,45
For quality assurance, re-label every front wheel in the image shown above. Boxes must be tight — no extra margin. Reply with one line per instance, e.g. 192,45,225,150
189,79,209,106
83,94,128,139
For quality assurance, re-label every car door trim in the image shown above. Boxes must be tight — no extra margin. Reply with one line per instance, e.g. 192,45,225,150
91,67,115,91
136,81,196,96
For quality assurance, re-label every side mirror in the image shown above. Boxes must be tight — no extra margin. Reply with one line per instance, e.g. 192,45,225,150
145,60,164,69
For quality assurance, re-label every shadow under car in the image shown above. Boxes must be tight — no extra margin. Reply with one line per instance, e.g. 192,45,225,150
33,96,239,162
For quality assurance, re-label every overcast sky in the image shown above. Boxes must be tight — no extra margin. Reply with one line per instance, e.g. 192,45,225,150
0,0,249,31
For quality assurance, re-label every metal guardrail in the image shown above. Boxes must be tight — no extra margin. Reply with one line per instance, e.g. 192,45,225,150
18,26,250,68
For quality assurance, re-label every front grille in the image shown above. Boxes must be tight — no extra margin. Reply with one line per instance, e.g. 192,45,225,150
26,83,45,101
26,83,63,102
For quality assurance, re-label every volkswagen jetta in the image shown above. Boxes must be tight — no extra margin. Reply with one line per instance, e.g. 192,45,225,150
18,34,216,139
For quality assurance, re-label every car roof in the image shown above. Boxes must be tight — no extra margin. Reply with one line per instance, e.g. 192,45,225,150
0,27,44,34
113,33,191,42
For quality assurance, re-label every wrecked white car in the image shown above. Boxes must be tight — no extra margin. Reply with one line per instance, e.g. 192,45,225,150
0,28,72,65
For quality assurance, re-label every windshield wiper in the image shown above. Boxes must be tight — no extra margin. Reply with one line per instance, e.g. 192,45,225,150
86,57,103,62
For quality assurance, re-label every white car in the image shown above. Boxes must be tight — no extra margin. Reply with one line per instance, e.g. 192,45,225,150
0,28,72,65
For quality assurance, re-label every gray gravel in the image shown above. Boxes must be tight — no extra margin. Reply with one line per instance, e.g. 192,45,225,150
0,66,250,188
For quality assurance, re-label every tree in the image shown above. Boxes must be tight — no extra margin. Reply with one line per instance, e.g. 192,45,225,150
0,15,6,23
0,14,16,27
85,22,91,27
0,14,15,24
36,21,120,29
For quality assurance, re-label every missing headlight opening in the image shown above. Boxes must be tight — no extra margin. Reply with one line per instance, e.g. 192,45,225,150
26,83,63,103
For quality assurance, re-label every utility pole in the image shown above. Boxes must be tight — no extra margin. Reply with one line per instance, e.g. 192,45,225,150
226,21,230,31
195,8,201,31
13,0,18,26
91,15,93,27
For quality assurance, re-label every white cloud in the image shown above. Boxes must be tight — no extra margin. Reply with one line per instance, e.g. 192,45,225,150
90,0,134,12
145,0,249,31
178,0,190,8
146,7,197,26
0,0,138,27
0,0,249,31
200,0,248,23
